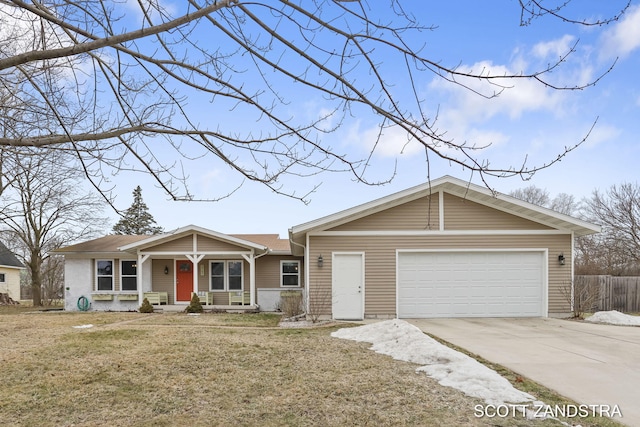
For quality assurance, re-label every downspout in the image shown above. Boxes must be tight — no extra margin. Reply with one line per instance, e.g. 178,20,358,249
289,232,308,313
252,248,270,307
137,251,144,305
570,231,575,316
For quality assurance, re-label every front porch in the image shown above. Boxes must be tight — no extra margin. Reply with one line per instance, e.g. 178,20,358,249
116,227,270,309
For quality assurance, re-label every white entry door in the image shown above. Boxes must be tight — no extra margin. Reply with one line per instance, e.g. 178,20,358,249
332,252,364,320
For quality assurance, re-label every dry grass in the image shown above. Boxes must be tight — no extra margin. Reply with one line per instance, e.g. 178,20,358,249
0,309,620,427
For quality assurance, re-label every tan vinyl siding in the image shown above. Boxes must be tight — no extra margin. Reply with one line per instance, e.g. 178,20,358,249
197,235,250,252
152,259,176,303
329,196,439,231
255,255,304,289
308,234,571,317
443,192,553,230
148,235,193,252
146,235,252,253
114,260,120,291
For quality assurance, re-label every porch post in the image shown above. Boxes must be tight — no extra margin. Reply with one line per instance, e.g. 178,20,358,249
137,254,151,303
186,254,206,297
249,252,256,306
242,252,256,306
138,252,144,304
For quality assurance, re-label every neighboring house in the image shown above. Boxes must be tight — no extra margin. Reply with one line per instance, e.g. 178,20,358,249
57,176,600,318
55,226,303,312
0,241,25,301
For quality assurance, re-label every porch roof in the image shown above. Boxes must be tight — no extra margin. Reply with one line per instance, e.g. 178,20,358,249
118,225,270,253
54,235,149,254
55,226,292,255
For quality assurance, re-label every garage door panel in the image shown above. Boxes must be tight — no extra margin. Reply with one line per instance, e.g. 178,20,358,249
398,251,544,318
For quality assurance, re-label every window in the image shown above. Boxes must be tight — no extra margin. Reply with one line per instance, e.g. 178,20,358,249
210,262,224,290
96,260,113,291
210,260,243,291
281,261,300,287
228,261,242,290
121,260,137,291
0,273,5,283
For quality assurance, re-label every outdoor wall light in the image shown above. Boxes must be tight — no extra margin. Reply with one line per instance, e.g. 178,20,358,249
317,254,324,268
164,265,169,275
558,253,565,266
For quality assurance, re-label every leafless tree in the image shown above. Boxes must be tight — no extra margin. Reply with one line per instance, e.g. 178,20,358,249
550,193,580,216
0,1,630,204
559,280,599,318
578,183,640,275
0,150,106,306
510,185,580,216
510,186,551,207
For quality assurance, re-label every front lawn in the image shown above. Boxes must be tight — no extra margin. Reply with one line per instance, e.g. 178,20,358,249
0,309,621,426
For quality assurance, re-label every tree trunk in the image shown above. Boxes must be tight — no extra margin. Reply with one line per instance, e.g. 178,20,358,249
29,251,42,307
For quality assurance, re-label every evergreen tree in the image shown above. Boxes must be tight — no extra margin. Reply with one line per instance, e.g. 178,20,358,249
112,186,164,235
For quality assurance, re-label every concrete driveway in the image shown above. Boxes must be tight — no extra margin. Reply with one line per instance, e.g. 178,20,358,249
407,317,640,426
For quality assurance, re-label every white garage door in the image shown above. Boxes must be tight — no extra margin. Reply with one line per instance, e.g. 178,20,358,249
398,251,545,318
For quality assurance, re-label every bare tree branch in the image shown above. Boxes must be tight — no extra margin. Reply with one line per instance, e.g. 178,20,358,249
0,1,629,203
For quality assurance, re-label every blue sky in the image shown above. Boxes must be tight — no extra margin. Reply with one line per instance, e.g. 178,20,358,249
107,1,640,237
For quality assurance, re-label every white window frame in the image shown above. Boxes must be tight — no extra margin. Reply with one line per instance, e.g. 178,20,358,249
96,259,114,291
280,260,300,287
209,260,244,291
120,260,137,292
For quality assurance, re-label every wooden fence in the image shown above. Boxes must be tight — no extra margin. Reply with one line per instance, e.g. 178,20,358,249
575,275,640,313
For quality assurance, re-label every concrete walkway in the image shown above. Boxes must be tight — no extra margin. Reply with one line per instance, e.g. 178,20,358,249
408,317,640,426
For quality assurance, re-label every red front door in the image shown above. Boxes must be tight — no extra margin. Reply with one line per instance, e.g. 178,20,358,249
176,260,194,302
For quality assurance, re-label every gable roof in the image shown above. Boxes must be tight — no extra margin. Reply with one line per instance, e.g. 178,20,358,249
117,225,269,253
55,226,290,255
53,235,150,255
0,241,24,269
230,234,291,253
289,175,601,252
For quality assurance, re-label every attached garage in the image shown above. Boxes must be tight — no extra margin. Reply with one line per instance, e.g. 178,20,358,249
290,175,601,320
397,250,545,318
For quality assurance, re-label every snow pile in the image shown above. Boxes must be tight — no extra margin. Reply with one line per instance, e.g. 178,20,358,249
585,310,640,326
72,324,94,329
332,319,538,407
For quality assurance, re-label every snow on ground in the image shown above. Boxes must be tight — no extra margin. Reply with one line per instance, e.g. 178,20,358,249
332,319,541,408
585,310,640,326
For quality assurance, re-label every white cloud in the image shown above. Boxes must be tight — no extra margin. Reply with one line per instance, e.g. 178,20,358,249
583,122,622,148
532,34,576,60
429,60,565,124
123,0,178,23
346,122,423,159
424,57,568,155
600,4,640,59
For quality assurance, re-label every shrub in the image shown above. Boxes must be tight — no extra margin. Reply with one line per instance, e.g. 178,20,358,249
185,293,203,313
279,291,303,318
139,297,154,313
307,286,332,323
559,280,599,318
